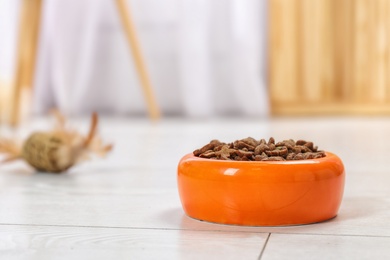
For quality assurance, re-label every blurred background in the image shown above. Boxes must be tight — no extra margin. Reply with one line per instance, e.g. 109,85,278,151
0,0,390,125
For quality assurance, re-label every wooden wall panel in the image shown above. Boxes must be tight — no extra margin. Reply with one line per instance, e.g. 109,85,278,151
269,0,300,102
270,0,390,115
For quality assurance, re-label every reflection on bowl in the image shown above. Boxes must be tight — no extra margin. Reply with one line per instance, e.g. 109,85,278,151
177,152,345,226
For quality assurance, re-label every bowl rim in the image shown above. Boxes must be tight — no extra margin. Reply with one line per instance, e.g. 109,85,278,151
181,151,338,166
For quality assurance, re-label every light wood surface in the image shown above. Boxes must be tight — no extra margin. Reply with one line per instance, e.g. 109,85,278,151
371,0,388,102
0,225,267,260
11,0,42,126
0,117,390,258
269,0,299,102
270,0,390,115
300,0,322,102
115,0,160,120
262,234,390,260
353,0,370,102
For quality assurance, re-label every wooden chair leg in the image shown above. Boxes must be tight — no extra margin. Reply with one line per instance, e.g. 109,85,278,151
11,0,42,126
115,0,160,120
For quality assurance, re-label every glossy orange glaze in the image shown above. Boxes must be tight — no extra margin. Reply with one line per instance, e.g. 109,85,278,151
177,152,345,226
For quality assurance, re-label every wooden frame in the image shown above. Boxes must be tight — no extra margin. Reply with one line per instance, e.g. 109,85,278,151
115,0,160,120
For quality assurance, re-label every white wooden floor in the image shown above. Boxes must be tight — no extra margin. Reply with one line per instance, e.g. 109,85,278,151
1,116,390,259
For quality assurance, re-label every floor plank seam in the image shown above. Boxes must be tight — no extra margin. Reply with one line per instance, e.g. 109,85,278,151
0,223,271,234
0,223,389,239
266,232,390,239
258,233,271,260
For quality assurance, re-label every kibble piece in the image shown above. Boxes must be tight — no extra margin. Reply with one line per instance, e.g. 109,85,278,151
293,146,302,153
236,149,254,158
265,150,279,156
297,145,311,153
286,153,295,160
303,153,315,159
233,140,255,151
304,141,314,150
217,145,232,160
254,154,267,161
294,153,304,160
199,150,216,158
207,140,224,153
254,144,269,155
277,147,288,156
241,137,259,147
194,142,216,156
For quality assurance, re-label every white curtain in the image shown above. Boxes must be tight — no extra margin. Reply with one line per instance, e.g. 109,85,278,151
32,0,269,117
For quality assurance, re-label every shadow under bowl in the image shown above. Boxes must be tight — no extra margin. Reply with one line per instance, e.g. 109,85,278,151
177,152,345,226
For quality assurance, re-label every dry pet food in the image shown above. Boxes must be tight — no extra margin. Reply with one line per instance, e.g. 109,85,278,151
193,137,325,161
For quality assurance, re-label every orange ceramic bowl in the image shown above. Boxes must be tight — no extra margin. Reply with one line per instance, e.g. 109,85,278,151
177,152,345,226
